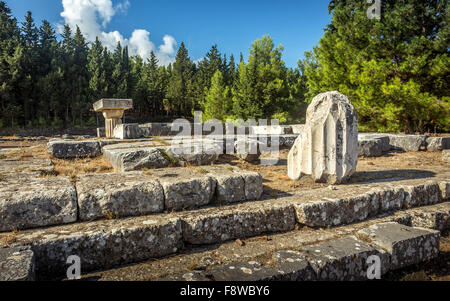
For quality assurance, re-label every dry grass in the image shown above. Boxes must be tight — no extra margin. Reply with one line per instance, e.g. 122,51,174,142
51,156,113,177
2,228,19,245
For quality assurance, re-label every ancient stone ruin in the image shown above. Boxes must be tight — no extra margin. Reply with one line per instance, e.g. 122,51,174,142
93,99,133,138
288,91,358,184
0,91,449,281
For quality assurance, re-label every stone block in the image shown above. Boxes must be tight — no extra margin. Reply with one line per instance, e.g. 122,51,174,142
357,222,440,270
146,168,216,211
426,137,450,151
0,246,35,281
389,134,428,152
300,236,390,280
76,172,165,221
358,139,383,157
181,202,296,245
0,173,77,232
113,123,144,139
206,262,282,281
273,250,316,281
47,140,101,158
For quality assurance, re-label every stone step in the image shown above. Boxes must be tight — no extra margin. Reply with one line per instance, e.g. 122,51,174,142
1,168,447,233
0,165,263,232
83,209,446,281
0,190,448,280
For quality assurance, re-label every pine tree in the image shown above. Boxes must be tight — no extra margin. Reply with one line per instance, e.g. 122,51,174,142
304,0,449,133
202,70,232,121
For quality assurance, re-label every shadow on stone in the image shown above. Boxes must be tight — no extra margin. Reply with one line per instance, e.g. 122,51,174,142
351,169,436,184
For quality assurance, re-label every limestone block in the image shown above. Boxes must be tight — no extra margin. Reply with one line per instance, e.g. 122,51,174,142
47,140,101,158
113,123,144,140
273,250,316,281
0,173,77,232
288,91,358,184
301,236,390,280
76,172,165,221
389,134,428,152
0,246,35,281
358,139,383,157
357,222,440,269
426,137,450,151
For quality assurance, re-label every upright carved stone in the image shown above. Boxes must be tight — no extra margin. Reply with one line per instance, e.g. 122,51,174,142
93,99,133,138
288,91,358,184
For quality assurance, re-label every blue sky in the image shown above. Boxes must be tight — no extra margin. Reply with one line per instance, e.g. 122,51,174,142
5,0,332,67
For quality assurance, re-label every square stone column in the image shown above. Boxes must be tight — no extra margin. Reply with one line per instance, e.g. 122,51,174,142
93,99,133,138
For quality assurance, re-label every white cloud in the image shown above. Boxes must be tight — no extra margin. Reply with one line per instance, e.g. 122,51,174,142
59,0,176,65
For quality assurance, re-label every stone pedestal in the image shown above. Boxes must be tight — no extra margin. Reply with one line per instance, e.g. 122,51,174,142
93,99,133,138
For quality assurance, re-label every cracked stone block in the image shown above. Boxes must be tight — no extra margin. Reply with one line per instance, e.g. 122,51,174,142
426,137,450,151
76,172,165,221
0,173,77,232
388,134,428,152
406,203,450,231
0,246,35,281
205,165,263,203
165,143,220,166
181,202,296,245
403,182,442,208
104,146,170,172
206,262,282,281
273,250,316,281
146,168,216,211
47,140,101,158
295,193,373,227
2,216,183,279
357,222,440,270
288,91,358,184
358,139,383,157
359,134,391,152
300,236,390,280
113,123,144,140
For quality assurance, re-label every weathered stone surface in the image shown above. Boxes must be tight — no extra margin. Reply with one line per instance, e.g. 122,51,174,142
97,127,105,138
181,202,296,244
358,139,383,157
234,139,261,162
1,215,183,278
359,134,391,152
140,123,174,136
389,134,428,152
147,168,216,211
357,222,440,270
301,236,390,280
0,173,77,232
0,246,35,281
104,146,170,172
0,157,54,174
206,262,282,281
403,181,442,208
288,91,358,184
205,165,263,203
294,193,373,227
113,123,144,140
76,172,165,221
443,150,450,163
165,144,220,166
159,271,211,281
407,202,450,231
273,250,316,281
426,137,450,151
47,140,101,158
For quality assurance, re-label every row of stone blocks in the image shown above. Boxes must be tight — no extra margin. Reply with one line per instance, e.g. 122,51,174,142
0,165,263,232
0,189,448,279
162,222,441,281
0,220,444,281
